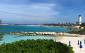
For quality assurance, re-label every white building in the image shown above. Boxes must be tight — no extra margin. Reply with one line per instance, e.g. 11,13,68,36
78,15,82,25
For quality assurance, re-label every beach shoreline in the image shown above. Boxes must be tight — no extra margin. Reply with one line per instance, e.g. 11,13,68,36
55,34,85,53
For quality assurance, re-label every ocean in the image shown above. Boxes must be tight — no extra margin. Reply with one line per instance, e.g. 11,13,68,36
0,25,70,33
0,25,70,44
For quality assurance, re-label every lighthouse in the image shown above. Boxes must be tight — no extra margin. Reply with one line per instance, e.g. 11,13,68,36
78,15,82,25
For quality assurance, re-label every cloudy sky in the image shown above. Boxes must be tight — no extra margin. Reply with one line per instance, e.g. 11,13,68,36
0,0,85,24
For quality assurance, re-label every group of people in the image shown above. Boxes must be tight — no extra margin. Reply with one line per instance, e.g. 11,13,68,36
69,40,85,48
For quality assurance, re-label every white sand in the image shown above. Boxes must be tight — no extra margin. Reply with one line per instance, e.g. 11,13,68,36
55,35,85,53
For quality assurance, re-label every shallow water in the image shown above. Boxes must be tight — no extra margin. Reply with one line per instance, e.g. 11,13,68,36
0,25,70,44
0,34,54,44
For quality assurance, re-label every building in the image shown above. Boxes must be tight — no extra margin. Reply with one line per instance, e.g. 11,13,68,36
78,14,82,25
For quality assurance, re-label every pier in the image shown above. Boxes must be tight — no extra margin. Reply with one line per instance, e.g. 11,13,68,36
10,32,57,36
9,32,80,37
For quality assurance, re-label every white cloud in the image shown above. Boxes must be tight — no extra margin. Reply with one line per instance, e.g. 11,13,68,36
0,3,60,24
0,3,58,17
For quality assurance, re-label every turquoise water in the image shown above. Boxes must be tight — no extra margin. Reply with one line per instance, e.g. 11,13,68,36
0,25,70,32
0,34,54,44
0,25,70,44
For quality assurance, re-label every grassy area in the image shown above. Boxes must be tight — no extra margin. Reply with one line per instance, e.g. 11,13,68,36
0,39,74,53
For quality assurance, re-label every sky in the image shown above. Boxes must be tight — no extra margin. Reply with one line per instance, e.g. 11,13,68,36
0,0,85,24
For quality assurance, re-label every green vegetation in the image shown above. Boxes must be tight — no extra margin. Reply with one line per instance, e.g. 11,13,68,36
70,28,85,34
0,39,74,53
80,23,85,27
69,23,85,34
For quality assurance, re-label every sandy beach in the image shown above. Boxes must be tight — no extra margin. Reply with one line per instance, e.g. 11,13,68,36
55,34,85,53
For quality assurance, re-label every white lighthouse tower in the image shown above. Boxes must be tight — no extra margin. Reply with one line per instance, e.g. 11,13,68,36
78,15,82,25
